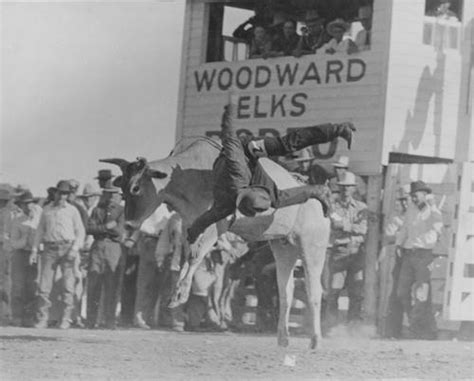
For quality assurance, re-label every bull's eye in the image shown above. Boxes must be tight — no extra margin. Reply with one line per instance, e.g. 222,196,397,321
131,185,140,195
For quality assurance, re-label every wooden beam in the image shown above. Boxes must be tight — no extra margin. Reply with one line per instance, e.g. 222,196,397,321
363,173,384,324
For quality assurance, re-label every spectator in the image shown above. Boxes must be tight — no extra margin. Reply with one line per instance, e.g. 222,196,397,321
10,191,41,326
0,187,21,324
329,156,367,202
186,252,218,331
74,183,101,327
271,19,300,57
86,183,125,329
31,180,85,329
42,187,56,207
157,211,185,332
294,11,328,57
354,5,373,51
67,179,88,227
249,25,273,59
427,0,458,20
95,169,114,189
266,9,287,43
133,204,171,329
320,18,358,55
395,181,442,340
233,15,261,44
382,186,409,339
323,172,368,331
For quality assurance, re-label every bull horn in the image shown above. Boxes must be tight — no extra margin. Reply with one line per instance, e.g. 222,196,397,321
99,158,130,170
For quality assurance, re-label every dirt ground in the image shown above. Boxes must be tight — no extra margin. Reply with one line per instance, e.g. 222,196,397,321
0,326,473,380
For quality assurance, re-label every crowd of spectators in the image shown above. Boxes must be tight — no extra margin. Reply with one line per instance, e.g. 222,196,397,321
0,150,442,339
232,4,373,60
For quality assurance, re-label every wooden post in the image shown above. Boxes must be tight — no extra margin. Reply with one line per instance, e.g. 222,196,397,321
363,174,384,325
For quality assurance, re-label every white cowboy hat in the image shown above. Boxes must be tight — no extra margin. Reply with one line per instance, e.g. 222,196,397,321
327,18,350,37
337,171,357,186
333,156,350,168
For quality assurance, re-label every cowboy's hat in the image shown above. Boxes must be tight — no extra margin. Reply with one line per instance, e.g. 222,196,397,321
333,155,350,168
410,180,432,194
15,191,35,204
337,171,357,186
95,169,113,180
327,18,350,37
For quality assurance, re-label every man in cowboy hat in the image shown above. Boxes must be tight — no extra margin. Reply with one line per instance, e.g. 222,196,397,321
31,180,85,329
67,179,88,227
10,191,42,326
86,182,125,329
95,169,114,189
187,101,356,244
329,156,367,202
354,4,373,51
395,180,442,339
382,185,409,338
0,186,19,323
294,10,329,56
322,172,368,332
320,18,358,55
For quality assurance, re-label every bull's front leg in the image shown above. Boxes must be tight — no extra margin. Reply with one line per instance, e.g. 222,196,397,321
169,224,219,308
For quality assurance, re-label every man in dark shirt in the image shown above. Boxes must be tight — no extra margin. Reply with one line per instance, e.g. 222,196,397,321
187,102,355,244
271,19,300,57
294,11,330,56
86,184,125,329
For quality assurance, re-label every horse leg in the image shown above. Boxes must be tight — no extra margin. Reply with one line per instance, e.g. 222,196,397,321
271,240,298,348
169,224,219,307
301,242,327,350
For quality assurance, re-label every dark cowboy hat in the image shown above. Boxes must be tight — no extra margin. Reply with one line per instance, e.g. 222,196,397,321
95,169,113,180
237,186,271,217
304,10,324,23
410,180,432,194
15,191,35,204
53,180,73,194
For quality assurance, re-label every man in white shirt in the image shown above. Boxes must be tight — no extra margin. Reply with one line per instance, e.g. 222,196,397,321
395,181,442,339
10,191,41,326
320,18,358,55
31,180,85,329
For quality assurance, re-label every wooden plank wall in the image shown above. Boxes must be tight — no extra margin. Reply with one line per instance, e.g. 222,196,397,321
444,162,474,321
382,0,463,163
177,0,394,175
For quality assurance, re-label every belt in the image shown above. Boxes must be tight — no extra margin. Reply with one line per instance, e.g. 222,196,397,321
142,232,161,240
44,240,73,247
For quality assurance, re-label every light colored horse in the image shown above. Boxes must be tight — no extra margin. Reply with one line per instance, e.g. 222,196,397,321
102,136,330,349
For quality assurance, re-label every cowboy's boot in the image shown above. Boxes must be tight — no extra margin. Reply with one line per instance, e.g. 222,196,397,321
272,185,330,217
250,123,356,158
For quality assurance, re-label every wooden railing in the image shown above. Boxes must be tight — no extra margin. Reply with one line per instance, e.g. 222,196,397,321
222,35,249,62
423,16,462,51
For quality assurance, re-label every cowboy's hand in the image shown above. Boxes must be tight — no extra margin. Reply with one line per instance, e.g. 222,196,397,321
67,247,79,261
106,221,117,229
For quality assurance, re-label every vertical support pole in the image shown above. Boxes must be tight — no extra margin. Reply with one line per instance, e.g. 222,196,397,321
363,174,384,325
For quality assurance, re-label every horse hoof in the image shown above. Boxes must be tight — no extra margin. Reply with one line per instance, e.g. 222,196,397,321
278,336,289,347
309,336,320,350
